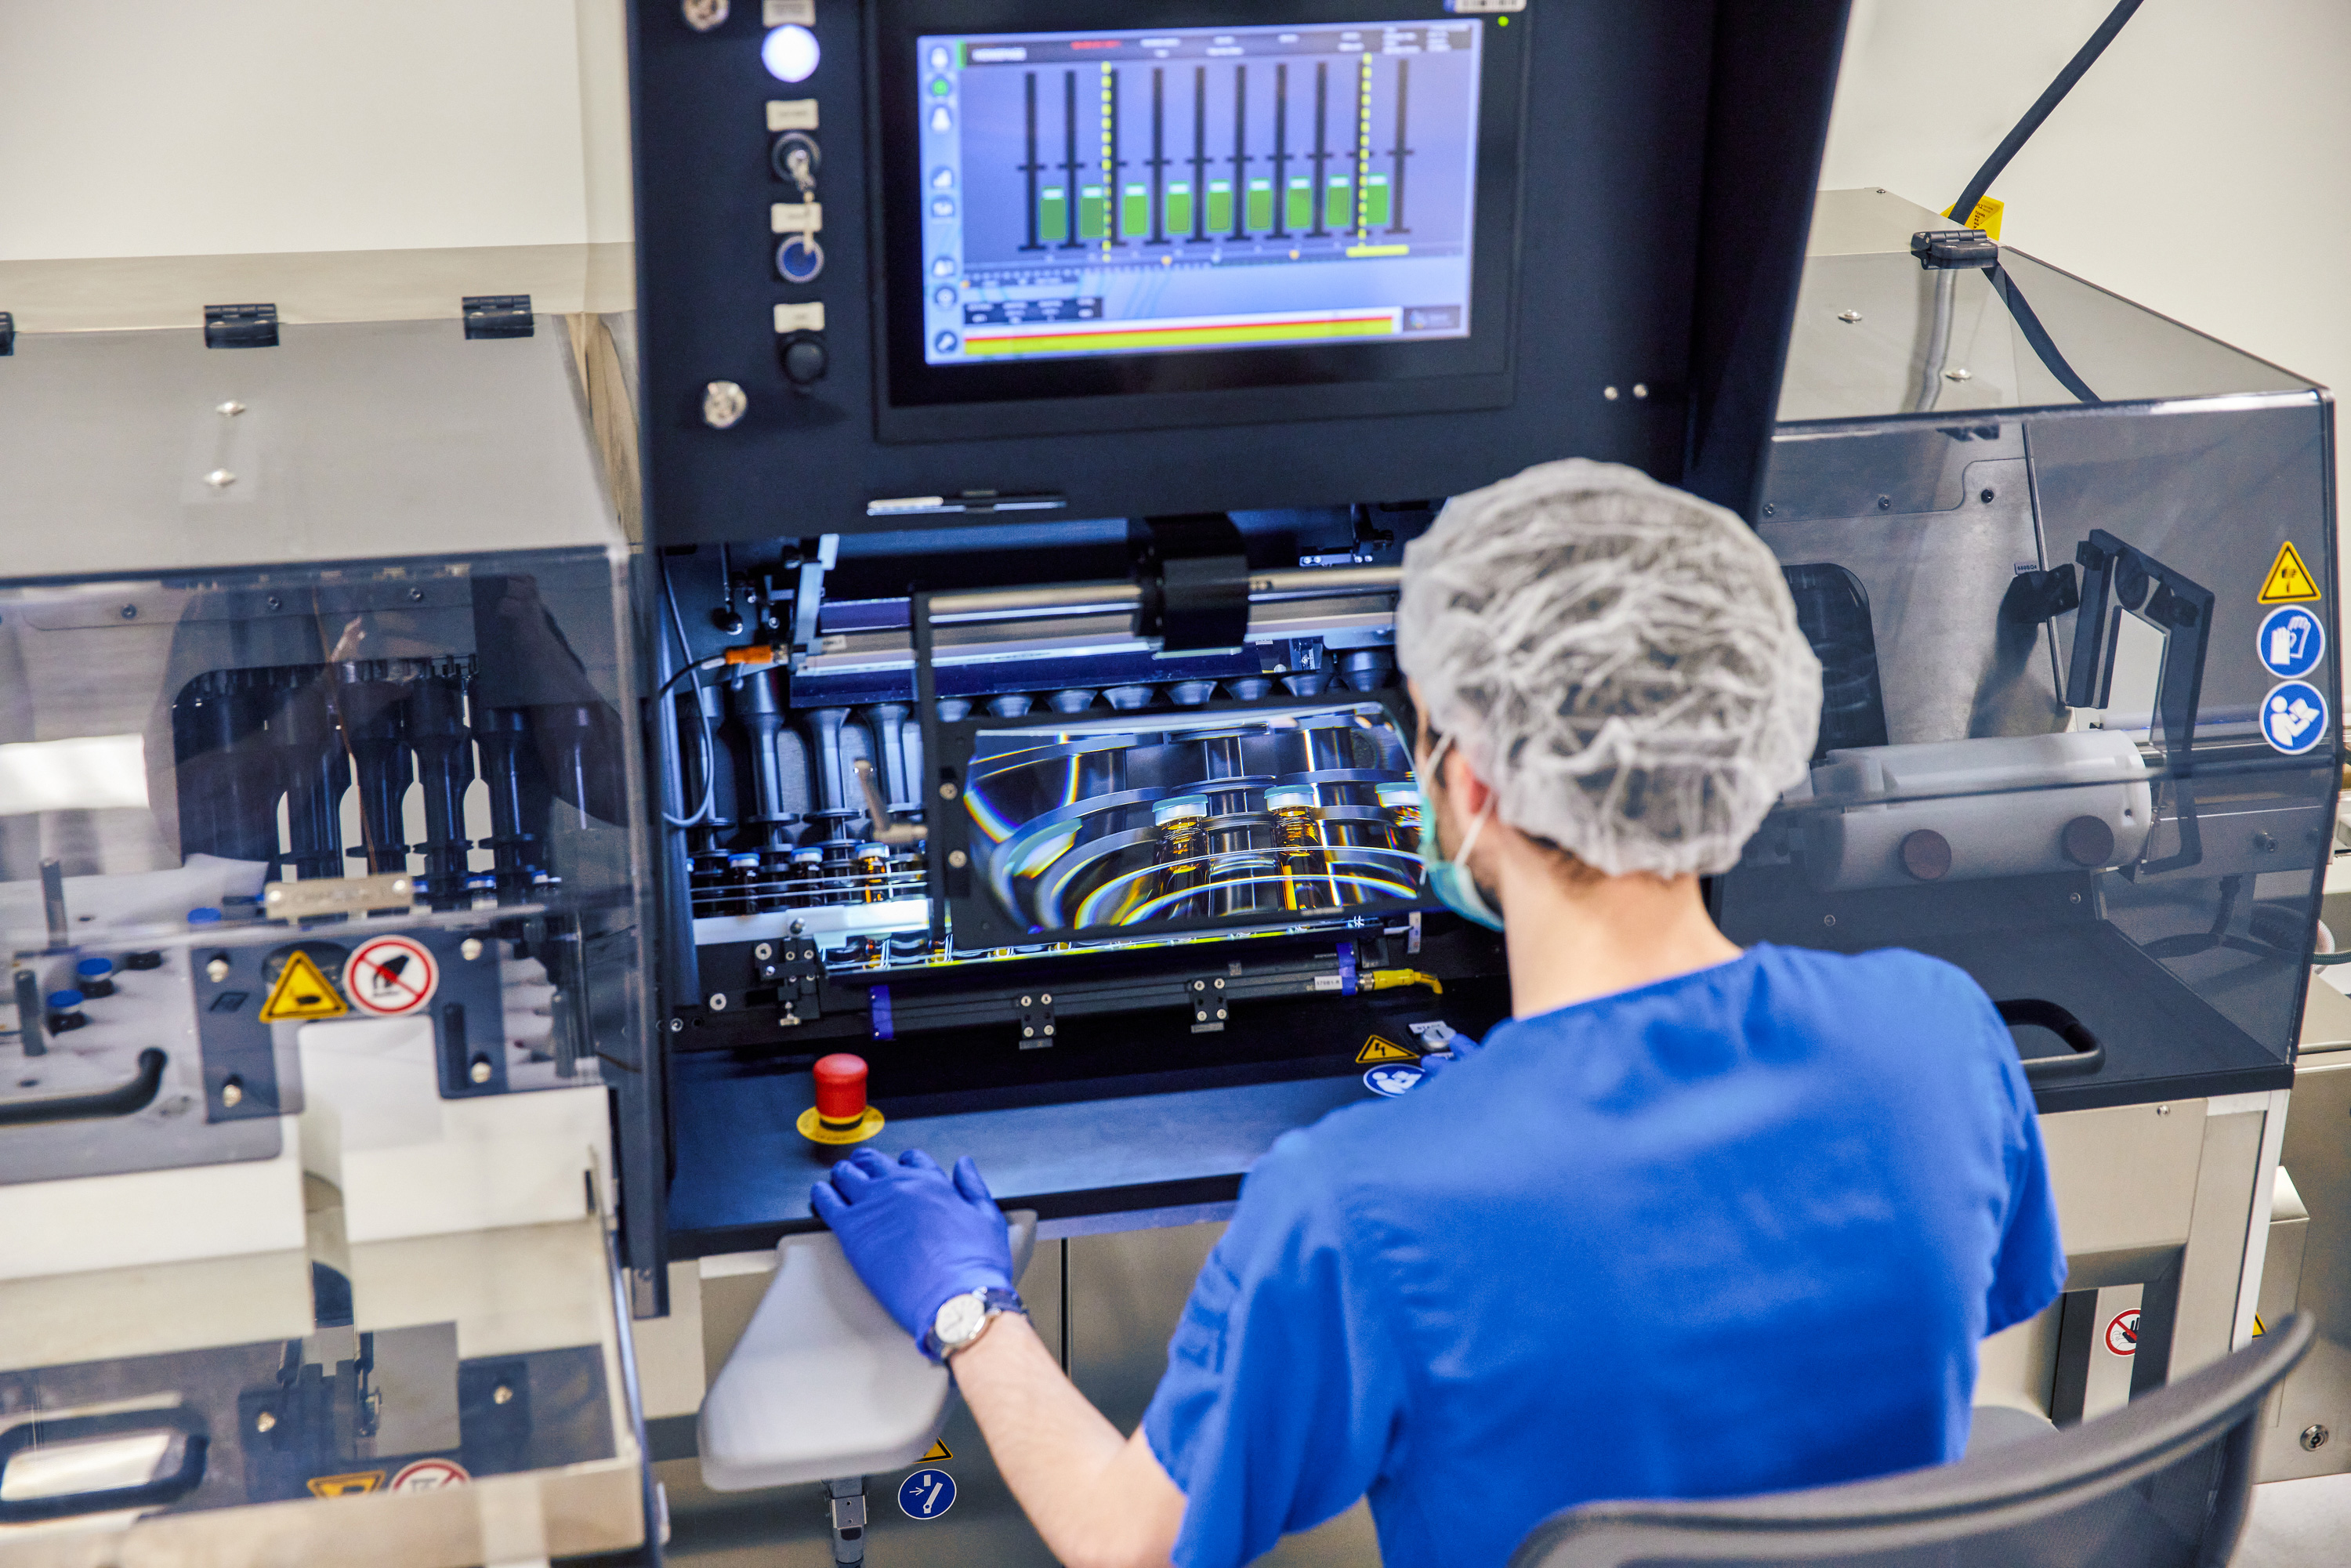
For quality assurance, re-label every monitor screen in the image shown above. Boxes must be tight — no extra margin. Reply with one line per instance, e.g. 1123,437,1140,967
912,22,1486,368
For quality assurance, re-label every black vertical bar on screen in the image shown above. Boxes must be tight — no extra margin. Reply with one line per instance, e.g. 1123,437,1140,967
1309,62,1330,237
1021,72,1042,251
1389,57,1413,234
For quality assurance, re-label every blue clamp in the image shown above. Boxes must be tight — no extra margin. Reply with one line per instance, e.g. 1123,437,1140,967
869,985,895,1041
1338,942,1359,996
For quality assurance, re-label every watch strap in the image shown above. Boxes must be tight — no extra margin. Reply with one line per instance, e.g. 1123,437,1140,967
922,1286,1026,1363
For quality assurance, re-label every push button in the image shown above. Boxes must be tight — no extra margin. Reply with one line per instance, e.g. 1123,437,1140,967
781,334,828,387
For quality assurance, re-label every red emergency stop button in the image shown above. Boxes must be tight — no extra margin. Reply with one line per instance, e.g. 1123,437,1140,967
801,1053,886,1146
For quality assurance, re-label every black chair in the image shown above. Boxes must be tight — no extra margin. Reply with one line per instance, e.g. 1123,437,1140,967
1511,1313,2313,1568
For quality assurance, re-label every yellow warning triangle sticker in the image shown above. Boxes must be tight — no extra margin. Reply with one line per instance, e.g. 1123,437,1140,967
2253,1315,2267,1338
921,1440,952,1461
260,950,348,1023
1356,1034,1418,1065
2260,541,2322,604
307,1470,384,1497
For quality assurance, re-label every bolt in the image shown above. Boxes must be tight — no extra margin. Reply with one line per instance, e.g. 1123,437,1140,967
1876,495,1893,512
205,956,231,983
409,588,426,602
1043,1024,1056,1037
1945,368,1973,382
1838,310,1862,324
494,1384,515,1406
1023,1027,1034,1038
2157,1105,2171,1116
947,849,969,869
755,942,774,961
708,992,728,1012
469,1056,493,1085
221,1078,245,1108
1603,386,1620,401
1980,488,1997,504
680,0,728,31
701,379,750,430
217,400,246,416
205,469,237,489
120,603,138,620
1823,914,1837,928
2255,831,2278,853
2302,1423,2329,1451
1762,503,1777,517
2069,893,2082,904
460,936,484,961
1020,995,1033,1007
1214,978,1225,989
1632,383,1649,400
1217,1009,1227,1019
255,1411,276,1432
669,1017,684,1033
265,595,282,610
1193,980,1205,991
940,782,961,802
1041,993,1052,1004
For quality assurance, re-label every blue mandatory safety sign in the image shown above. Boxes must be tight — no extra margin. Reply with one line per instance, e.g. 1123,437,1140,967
2262,680,2329,755
1364,1063,1427,1098
2258,605,2326,680
899,1468,956,1520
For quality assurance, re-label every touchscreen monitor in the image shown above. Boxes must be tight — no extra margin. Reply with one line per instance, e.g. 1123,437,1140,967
912,22,1485,367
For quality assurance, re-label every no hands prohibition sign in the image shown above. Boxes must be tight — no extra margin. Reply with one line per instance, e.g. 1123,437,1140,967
345,935,441,1017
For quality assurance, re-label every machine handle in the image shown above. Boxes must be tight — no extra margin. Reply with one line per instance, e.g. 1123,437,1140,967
0,1048,168,1126
1997,1000,2105,1078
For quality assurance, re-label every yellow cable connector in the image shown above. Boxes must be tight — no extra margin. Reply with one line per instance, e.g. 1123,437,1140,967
1366,969,1443,996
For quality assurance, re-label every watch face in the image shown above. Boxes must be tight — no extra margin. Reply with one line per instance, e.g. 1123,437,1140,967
934,1292,985,1346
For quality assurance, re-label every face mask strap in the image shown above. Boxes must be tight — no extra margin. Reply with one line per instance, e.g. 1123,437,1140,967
1423,732,1497,864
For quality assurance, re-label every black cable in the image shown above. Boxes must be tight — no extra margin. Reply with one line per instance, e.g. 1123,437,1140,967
1948,0,2147,230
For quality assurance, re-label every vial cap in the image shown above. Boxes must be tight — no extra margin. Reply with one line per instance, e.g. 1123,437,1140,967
1376,784,1422,807
1153,795,1209,825
46,990,85,1011
75,958,115,979
1263,785,1316,810
729,853,763,868
187,907,223,925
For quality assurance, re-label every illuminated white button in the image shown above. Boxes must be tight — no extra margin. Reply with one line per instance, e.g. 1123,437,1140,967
762,24,820,83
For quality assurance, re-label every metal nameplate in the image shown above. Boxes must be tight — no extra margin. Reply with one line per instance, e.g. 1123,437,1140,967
261,875,418,920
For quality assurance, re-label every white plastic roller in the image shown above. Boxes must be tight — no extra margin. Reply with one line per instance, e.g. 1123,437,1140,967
1797,732,2153,893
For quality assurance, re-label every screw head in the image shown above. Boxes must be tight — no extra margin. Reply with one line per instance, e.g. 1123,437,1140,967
469,1056,493,1085
460,936,484,961
1632,383,1649,400
1603,386,1620,401
680,0,728,31
1763,503,1777,517
255,1410,276,1432
940,782,961,802
1823,914,1837,927
408,588,426,602
205,956,231,983
220,1078,245,1108
1876,495,1893,511
2157,1104,2172,1116
1020,995,1033,1007
2302,1423,2329,1451
217,400,246,416
2069,892,2082,904
265,595,282,610
701,379,750,429
1944,368,1973,382
1043,1024,1056,1037
1980,488,1997,504
120,603,139,620
947,849,969,869
1023,1027,1034,1037
708,992,728,1012
205,469,237,489
669,1017,685,1033
493,1384,515,1406
754,942,774,961
1838,310,1863,324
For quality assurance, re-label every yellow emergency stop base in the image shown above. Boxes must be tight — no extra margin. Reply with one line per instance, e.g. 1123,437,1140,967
798,1106,886,1146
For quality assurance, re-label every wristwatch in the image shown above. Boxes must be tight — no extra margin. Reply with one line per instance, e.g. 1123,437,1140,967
924,1287,1025,1363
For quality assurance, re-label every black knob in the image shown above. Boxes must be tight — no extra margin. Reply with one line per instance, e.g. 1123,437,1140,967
782,334,829,387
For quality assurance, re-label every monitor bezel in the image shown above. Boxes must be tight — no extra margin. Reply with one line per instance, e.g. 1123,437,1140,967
869,0,1529,444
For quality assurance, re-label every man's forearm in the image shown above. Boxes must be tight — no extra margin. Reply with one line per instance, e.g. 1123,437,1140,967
950,1311,1186,1568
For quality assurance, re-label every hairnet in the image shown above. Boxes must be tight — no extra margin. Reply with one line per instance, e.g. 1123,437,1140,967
1395,458,1821,878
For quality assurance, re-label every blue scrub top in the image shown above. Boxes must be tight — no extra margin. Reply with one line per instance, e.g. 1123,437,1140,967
1142,944,2067,1568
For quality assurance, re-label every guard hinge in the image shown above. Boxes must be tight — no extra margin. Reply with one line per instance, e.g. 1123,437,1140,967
828,1493,868,1531
757,940,825,1024
462,295,534,341
1911,229,1998,270
205,303,279,349
1187,975,1229,1033
0,312,14,357
1017,990,1056,1048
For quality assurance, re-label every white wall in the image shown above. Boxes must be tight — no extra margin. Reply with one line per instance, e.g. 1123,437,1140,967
0,0,632,259
1821,0,2351,538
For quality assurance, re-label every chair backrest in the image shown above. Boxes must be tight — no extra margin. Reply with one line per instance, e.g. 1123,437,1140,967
1510,1313,2314,1568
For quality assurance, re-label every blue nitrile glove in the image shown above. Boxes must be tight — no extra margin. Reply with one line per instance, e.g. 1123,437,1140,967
1413,1029,1484,1081
810,1148,1015,1349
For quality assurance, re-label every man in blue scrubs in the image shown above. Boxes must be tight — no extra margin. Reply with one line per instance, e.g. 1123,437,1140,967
814,460,2067,1567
